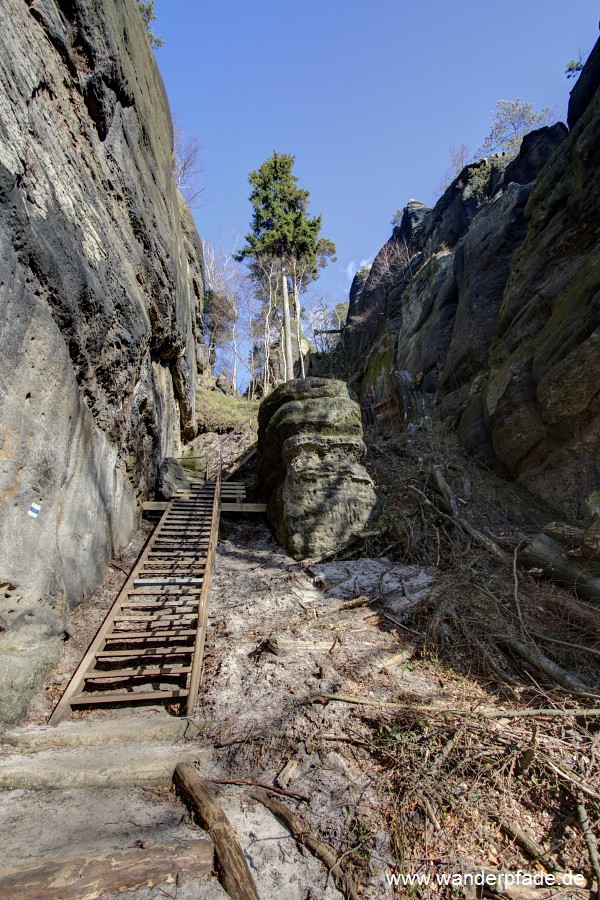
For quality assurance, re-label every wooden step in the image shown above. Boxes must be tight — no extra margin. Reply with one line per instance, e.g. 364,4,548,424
133,578,204,587
70,689,189,705
103,629,197,641
95,647,194,659
84,666,192,680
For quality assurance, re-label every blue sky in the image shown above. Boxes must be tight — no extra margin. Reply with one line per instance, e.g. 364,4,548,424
153,0,598,307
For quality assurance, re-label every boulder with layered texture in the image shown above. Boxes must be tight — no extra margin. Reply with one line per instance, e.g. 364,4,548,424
257,379,380,560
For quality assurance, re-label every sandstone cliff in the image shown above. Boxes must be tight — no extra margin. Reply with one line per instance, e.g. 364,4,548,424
0,0,206,721
344,41,600,524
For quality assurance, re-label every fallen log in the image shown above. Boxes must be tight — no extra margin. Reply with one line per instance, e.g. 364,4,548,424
173,763,260,900
543,593,600,639
249,788,360,900
495,636,589,694
519,534,600,601
0,838,212,899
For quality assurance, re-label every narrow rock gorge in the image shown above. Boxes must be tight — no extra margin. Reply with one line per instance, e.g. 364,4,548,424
0,0,207,721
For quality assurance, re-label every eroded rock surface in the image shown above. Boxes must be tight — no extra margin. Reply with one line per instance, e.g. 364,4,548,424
257,378,380,559
0,0,206,720
343,40,600,523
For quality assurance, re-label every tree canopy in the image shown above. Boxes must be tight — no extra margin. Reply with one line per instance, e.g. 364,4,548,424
235,151,323,270
235,151,335,383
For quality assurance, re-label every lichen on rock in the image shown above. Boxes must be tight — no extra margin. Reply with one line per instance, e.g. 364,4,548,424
257,378,380,560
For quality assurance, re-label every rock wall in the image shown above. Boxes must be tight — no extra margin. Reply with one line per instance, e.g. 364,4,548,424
257,378,380,560
344,41,600,523
0,0,206,721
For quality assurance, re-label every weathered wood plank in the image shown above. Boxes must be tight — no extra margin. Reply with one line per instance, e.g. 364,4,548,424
221,503,267,513
0,839,213,899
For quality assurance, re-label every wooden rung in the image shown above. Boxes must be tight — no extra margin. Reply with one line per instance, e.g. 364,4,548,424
70,689,189,705
121,600,197,608
84,666,192,680
125,590,201,598
114,614,196,623
95,647,194,658
104,629,197,640
133,578,204,586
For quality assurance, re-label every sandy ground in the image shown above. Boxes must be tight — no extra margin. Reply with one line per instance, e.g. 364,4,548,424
1,511,440,899
195,515,440,898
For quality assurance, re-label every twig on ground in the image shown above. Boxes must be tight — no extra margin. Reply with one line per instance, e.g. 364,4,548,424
540,756,600,802
513,539,531,641
576,796,600,893
249,788,361,900
314,694,600,718
527,631,600,661
173,763,260,900
408,485,509,563
496,817,564,872
495,636,589,694
211,778,309,802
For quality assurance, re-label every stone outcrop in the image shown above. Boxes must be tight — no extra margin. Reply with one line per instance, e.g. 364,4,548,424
0,0,206,720
344,42,600,523
257,378,380,560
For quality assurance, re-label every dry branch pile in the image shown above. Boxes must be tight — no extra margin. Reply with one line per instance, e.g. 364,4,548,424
323,415,600,894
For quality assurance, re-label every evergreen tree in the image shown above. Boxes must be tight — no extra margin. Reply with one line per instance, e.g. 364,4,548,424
235,152,334,383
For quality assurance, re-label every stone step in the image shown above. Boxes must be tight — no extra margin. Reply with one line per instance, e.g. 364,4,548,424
0,740,211,790
1,709,204,753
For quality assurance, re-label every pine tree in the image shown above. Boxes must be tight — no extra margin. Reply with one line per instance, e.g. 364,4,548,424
235,152,334,383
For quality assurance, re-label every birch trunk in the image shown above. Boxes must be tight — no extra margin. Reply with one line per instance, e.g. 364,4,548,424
281,267,294,382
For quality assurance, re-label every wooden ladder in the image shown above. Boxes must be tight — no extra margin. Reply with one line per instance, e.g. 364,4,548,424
48,476,229,725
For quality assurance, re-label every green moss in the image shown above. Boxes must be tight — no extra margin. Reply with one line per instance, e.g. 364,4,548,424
195,387,259,433
362,327,395,395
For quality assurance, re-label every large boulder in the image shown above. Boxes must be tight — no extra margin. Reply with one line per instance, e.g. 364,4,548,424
257,379,380,560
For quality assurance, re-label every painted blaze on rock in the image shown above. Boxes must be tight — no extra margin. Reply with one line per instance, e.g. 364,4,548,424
257,378,380,560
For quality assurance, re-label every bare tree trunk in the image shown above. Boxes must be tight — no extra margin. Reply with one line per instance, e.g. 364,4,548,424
281,265,294,382
292,271,305,378
263,291,272,396
231,321,237,393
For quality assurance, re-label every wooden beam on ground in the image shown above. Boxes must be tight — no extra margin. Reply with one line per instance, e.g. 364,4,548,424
142,501,169,511
221,503,267,513
0,839,213,899
174,763,260,900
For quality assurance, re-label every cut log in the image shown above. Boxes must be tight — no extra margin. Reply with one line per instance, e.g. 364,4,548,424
519,534,600,601
173,763,260,900
0,839,212,899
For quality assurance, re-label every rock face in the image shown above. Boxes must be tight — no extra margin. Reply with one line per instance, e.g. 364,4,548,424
344,43,600,523
257,378,380,560
0,0,206,720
